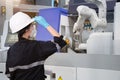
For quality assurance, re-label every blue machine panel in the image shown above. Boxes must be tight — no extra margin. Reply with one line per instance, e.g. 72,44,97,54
36,8,68,41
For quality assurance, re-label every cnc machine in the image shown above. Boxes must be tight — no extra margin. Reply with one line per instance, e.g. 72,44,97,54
45,0,120,80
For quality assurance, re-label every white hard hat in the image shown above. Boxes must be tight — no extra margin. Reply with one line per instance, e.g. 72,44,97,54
9,12,34,33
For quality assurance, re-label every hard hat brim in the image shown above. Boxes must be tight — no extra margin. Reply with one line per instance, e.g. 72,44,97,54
12,18,35,33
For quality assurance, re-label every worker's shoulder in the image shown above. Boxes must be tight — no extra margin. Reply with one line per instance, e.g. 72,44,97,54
11,40,53,47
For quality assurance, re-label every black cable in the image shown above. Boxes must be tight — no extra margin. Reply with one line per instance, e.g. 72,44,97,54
117,0,120,2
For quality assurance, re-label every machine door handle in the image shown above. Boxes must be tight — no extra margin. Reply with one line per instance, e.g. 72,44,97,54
0,71,3,73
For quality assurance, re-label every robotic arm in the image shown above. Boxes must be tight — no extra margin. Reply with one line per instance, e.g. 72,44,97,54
73,0,107,33
73,0,107,51
85,0,107,19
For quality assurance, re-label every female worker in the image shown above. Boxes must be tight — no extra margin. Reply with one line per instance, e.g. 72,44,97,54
5,12,67,80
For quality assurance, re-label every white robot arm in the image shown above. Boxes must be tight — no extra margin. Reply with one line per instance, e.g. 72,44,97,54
73,0,107,33
85,0,107,19
73,0,107,51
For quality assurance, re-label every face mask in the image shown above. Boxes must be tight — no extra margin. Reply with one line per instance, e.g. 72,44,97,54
30,25,37,39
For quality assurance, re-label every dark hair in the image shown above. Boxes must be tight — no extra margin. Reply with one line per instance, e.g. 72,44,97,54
17,24,31,41
54,0,58,7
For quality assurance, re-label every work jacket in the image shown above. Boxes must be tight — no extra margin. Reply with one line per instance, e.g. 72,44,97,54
5,36,66,80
